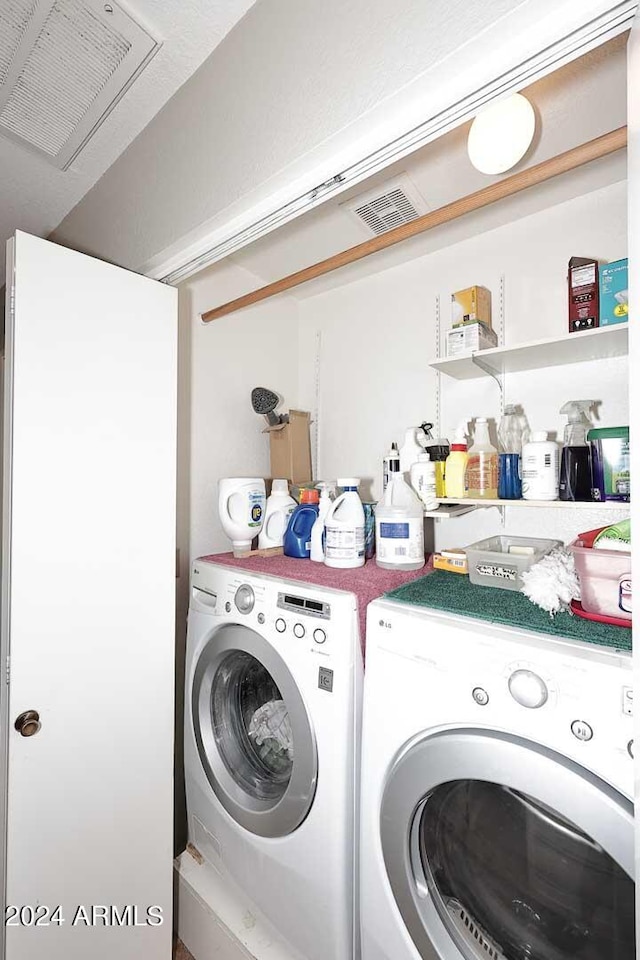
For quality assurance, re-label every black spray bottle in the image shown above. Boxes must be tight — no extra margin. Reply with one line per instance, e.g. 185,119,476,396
559,400,595,501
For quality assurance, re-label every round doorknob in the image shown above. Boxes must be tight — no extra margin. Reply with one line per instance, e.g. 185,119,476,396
14,710,41,737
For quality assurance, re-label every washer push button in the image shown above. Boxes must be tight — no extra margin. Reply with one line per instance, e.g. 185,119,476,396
472,687,490,706
275,618,287,633
571,720,593,742
313,628,326,644
293,623,306,639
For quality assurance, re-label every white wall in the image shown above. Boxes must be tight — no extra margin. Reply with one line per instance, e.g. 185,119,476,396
49,0,628,278
179,262,300,565
297,180,629,549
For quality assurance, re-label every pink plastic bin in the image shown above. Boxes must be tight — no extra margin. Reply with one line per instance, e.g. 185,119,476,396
569,536,631,622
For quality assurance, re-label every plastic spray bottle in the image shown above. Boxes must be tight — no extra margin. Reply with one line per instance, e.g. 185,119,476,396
399,426,428,477
310,483,333,562
498,405,523,500
444,423,469,499
559,400,595,501
465,417,498,499
383,442,400,492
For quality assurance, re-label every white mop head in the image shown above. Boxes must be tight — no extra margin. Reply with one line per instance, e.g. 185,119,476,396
520,548,580,616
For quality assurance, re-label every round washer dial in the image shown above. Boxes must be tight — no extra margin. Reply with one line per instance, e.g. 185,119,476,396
234,584,255,614
508,669,548,709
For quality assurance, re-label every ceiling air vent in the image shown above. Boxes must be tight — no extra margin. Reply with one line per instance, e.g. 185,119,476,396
0,0,159,169
343,175,428,236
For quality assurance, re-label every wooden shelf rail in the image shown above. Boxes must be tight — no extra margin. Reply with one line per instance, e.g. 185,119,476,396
201,126,627,324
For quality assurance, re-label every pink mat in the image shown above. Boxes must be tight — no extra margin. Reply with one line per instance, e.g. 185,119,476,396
198,552,432,656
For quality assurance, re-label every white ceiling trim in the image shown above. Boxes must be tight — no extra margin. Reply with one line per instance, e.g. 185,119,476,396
147,0,637,288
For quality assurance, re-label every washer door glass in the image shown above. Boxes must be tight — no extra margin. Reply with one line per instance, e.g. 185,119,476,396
212,650,293,801
419,779,634,960
192,623,317,838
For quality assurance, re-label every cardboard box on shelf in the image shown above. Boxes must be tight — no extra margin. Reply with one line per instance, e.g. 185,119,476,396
433,550,468,574
446,321,498,358
451,286,492,328
568,257,599,333
599,258,628,327
266,409,312,485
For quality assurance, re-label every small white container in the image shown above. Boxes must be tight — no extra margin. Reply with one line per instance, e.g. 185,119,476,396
258,479,296,548
324,478,365,569
521,431,560,500
410,454,438,510
375,474,425,571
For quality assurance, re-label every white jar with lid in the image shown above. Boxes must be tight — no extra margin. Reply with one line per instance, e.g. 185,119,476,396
410,454,438,510
521,431,560,500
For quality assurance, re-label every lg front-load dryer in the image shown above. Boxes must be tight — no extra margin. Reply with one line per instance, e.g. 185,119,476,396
180,559,363,960
361,598,634,960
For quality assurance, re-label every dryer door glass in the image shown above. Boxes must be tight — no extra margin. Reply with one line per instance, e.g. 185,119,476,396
379,730,634,960
211,650,293,801
418,779,634,960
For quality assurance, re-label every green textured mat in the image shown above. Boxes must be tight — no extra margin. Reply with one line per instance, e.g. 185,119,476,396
385,570,631,651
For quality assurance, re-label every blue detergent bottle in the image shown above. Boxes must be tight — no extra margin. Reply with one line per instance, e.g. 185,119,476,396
283,488,319,558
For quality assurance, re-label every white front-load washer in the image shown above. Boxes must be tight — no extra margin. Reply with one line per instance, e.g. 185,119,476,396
361,598,634,960
180,559,363,960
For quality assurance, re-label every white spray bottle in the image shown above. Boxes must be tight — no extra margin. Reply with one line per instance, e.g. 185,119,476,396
310,482,334,562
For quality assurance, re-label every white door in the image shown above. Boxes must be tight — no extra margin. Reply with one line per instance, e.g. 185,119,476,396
628,12,640,950
1,232,177,960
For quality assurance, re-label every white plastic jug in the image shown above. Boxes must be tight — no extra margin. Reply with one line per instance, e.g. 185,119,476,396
258,479,296,548
375,474,425,570
324,478,365,569
218,477,266,556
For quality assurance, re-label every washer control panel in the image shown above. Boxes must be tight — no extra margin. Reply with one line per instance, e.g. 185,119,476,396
277,591,331,620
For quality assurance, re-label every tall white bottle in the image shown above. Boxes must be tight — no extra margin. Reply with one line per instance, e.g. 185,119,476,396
324,478,365,568
399,427,427,478
258,479,297,548
310,483,333,562
521,432,560,501
375,473,425,570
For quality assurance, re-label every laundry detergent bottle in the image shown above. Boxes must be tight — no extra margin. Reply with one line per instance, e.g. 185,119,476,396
258,479,297,548
324,478,365,568
283,488,320,558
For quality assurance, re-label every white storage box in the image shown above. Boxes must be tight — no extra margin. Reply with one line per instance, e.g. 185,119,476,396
446,321,498,358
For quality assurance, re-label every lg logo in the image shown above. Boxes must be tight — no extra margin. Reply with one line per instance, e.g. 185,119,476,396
378,619,392,629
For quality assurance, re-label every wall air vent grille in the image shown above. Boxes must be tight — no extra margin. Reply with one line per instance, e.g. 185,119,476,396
344,176,428,236
0,0,159,169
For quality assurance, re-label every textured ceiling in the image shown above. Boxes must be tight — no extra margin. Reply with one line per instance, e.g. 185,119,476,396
0,0,256,285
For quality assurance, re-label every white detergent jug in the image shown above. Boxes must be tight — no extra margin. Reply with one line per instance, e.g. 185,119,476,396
324,478,365,569
218,477,266,556
258,479,297,548
375,473,425,570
